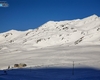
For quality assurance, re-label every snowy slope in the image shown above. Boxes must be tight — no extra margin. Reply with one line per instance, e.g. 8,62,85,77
0,14,100,50
0,45,100,80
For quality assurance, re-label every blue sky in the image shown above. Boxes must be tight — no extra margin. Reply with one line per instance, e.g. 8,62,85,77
0,0,100,33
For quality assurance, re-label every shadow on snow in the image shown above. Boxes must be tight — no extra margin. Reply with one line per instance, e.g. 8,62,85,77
0,67,100,80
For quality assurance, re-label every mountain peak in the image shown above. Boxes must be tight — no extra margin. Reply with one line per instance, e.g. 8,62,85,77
90,14,98,17
89,14,98,19
83,14,99,21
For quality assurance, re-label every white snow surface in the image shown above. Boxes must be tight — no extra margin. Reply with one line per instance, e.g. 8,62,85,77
0,15,100,80
0,45,100,80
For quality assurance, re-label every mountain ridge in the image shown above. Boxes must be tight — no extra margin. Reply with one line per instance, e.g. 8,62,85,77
0,14,100,50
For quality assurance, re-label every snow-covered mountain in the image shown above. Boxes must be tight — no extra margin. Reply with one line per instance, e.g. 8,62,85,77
0,14,100,50
1,15,100,80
